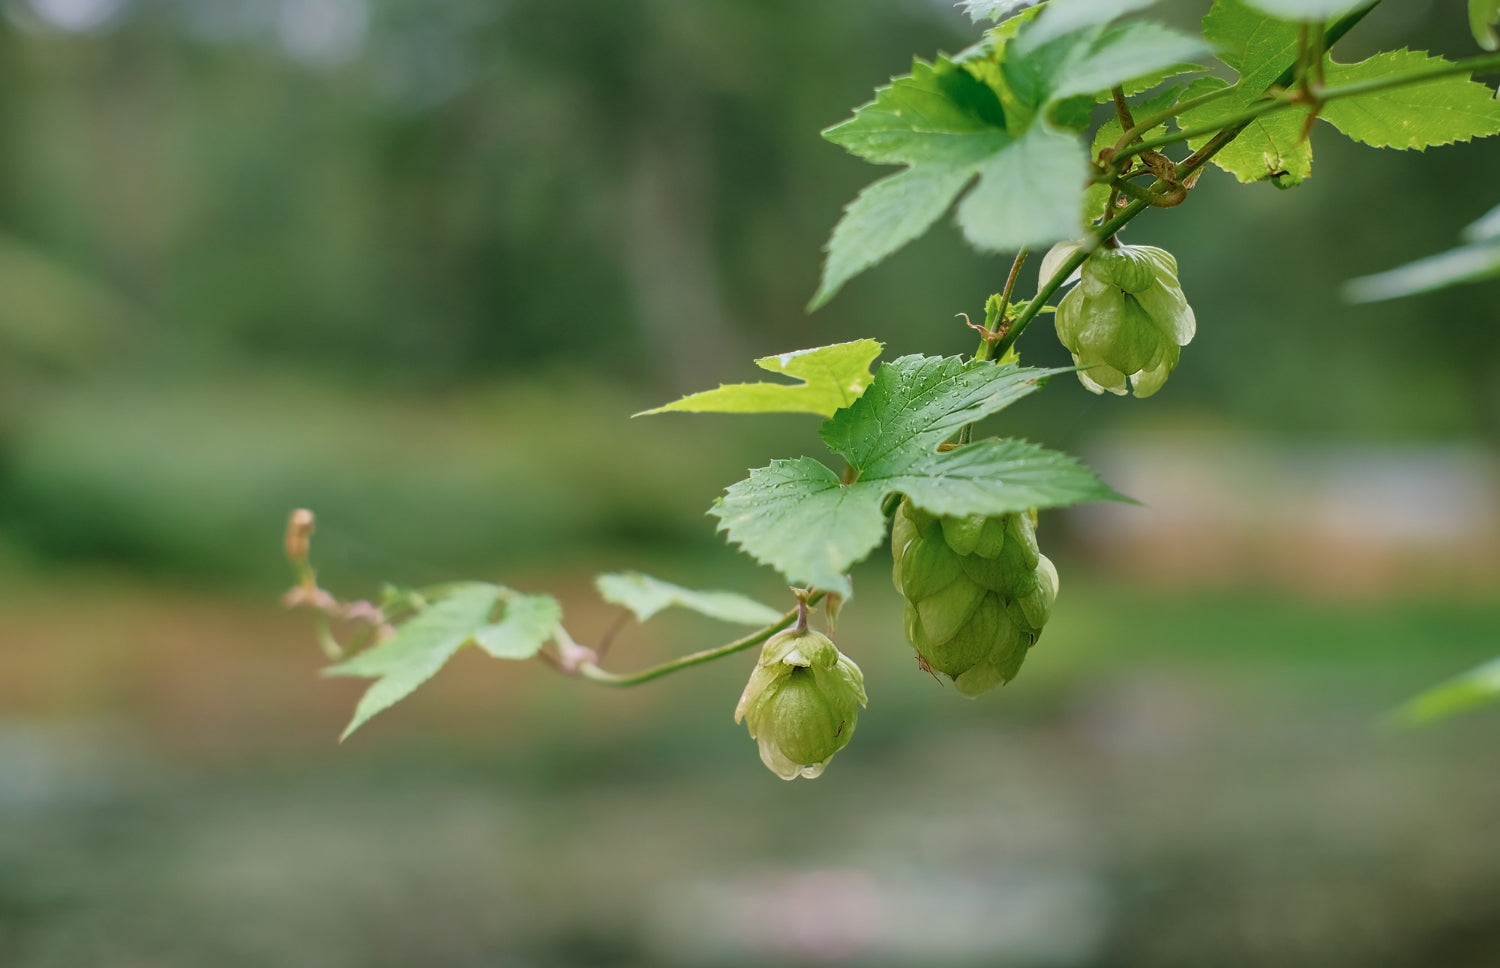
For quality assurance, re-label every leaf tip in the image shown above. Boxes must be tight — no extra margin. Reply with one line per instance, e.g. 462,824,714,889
807,280,837,314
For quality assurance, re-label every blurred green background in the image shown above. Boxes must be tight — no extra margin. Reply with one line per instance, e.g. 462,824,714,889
2,0,1499,965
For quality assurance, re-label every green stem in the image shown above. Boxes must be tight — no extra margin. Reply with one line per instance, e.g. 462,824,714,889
1113,82,1237,152
577,592,826,687
1115,49,1500,165
963,248,1029,445
1112,177,1183,207
973,249,1029,364
1006,5,1381,353
1115,91,1297,162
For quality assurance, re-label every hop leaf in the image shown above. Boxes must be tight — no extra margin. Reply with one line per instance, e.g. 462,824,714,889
711,355,1122,597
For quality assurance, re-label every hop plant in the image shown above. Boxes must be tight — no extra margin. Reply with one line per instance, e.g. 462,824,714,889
891,498,1059,696
1043,241,1196,398
734,623,867,780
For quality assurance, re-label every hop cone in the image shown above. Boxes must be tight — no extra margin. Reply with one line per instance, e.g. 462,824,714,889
891,498,1059,696
1043,241,1196,398
735,626,867,780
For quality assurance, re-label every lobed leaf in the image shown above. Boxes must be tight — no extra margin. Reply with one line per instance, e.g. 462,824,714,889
957,0,1042,26
822,56,1009,167
1202,0,1300,88
714,457,890,596
638,340,883,417
1320,48,1500,150
596,571,782,626
1186,3,1312,184
473,593,561,660
810,167,976,310
326,583,503,740
1177,76,1312,185
712,357,1121,596
953,122,1090,253
1190,2,1500,184
820,354,1060,470
814,8,1207,306
1020,21,1209,104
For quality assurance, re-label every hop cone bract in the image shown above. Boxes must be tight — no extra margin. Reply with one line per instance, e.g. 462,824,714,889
1044,241,1196,398
735,626,867,780
891,498,1059,696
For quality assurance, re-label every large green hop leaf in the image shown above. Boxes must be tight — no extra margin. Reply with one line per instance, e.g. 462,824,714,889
1185,1,1500,184
637,340,882,418
710,356,1121,596
811,10,1207,308
1319,49,1500,150
1180,1,1313,184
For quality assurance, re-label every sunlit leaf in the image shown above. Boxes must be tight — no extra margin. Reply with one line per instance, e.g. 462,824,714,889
638,340,883,418
1320,49,1500,150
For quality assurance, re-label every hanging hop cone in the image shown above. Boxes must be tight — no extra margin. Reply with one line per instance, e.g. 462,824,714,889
1043,241,1196,398
735,626,867,780
891,497,1059,697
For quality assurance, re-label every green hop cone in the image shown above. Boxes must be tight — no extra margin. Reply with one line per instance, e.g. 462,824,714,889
891,498,1059,697
1042,241,1196,398
734,625,867,780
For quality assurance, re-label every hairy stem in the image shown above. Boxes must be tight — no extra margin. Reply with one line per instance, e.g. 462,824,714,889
1113,82,1236,154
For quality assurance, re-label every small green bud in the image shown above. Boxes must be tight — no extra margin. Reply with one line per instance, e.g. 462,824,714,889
1045,241,1196,398
734,627,866,780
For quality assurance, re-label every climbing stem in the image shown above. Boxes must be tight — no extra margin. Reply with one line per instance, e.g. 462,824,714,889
1006,4,1381,357
577,592,827,687
1114,50,1500,166
973,249,1029,364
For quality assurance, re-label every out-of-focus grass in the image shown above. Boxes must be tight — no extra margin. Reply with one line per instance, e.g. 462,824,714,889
2,564,1498,966
0,371,812,590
